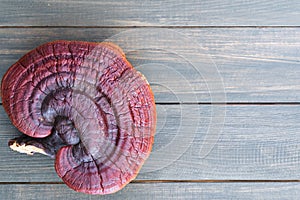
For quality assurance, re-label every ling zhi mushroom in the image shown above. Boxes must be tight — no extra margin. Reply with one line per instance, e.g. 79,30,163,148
1,41,156,195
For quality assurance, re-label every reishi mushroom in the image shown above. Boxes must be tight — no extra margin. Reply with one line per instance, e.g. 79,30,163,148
1,40,156,195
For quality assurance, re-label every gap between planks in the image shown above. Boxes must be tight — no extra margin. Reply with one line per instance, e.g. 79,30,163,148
1,26,300,29
157,102,300,105
0,180,299,185
1,102,300,106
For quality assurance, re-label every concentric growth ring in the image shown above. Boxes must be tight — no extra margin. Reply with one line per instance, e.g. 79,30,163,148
1,41,156,195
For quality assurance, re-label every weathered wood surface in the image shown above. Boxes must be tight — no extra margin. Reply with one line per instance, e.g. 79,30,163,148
1,0,299,198
1,182,299,200
1,28,300,103
1,105,299,182
1,0,300,26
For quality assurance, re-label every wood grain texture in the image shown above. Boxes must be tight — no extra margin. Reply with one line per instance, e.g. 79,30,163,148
1,104,299,182
1,0,299,197
0,182,299,200
1,0,300,26
1,28,300,103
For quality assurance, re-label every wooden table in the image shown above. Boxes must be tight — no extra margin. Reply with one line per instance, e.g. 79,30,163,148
1,1,300,199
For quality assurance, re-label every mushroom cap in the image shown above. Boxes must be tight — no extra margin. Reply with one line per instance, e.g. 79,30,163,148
1,41,156,194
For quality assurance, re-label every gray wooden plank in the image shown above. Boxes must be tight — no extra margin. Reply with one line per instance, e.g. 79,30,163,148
1,28,300,103
1,0,300,26
0,182,299,200
0,104,300,182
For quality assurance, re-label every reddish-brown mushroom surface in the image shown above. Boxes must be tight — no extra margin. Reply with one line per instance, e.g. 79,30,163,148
1,40,156,195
